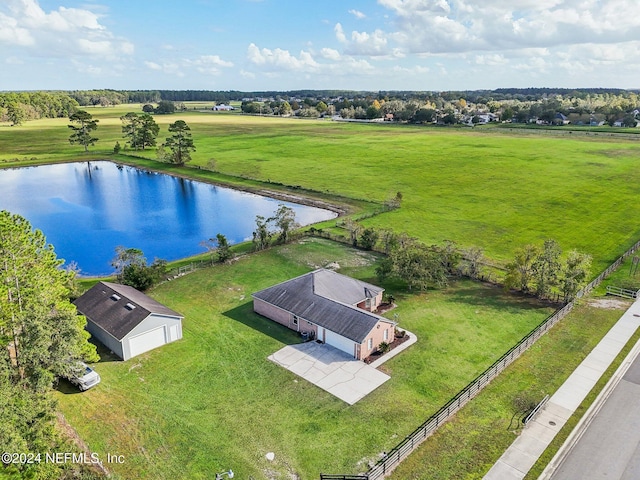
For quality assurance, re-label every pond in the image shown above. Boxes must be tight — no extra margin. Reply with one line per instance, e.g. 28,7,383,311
0,161,337,275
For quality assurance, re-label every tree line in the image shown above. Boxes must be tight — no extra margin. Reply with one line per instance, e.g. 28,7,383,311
4,88,640,127
0,91,79,125
317,220,592,302
0,211,100,479
67,109,196,166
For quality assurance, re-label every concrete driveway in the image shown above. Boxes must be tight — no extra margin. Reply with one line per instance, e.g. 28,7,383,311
268,342,390,405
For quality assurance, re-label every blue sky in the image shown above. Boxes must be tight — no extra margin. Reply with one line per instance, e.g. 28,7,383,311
1,0,639,91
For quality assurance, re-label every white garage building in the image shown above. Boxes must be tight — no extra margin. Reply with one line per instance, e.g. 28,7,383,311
74,281,183,361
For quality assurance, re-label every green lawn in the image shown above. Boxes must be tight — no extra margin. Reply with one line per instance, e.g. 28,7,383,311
388,299,634,480
4,107,640,478
3,109,640,274
55,239,553,479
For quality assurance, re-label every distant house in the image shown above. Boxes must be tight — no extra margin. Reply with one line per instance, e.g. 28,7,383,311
213,104,234,111
554,113,570,125
252,269,396,361
567,113,606,126
74,282,183,361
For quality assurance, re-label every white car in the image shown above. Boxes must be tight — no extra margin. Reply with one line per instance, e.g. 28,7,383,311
68,362,101,391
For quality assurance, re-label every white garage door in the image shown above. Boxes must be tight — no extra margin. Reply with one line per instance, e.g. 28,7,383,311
325,330,356,358
128,326,167,358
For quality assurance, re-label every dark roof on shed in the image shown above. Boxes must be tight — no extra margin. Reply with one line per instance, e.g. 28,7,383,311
73,282,183,341
252,269,392,343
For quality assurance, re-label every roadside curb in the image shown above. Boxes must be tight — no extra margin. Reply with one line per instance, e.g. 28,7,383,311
537,324,640,479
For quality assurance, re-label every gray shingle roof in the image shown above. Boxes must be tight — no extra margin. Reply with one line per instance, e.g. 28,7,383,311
73,282,182,341
252,269,391,343
312,268,384,304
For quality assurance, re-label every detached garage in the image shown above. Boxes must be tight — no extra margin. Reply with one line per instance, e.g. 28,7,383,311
74,281,183,361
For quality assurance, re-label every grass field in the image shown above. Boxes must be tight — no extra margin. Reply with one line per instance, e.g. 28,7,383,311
3,106,640,478
388,299,634,480
2,106,640,275
55,238,553,479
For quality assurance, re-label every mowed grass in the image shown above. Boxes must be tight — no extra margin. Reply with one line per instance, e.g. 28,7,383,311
388,299,633,480
3,108,640,274
55,239,553,479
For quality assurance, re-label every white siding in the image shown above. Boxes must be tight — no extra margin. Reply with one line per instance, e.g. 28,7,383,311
325,330,357,358
118,314,183,360
128,326,167,358
86,321,124,359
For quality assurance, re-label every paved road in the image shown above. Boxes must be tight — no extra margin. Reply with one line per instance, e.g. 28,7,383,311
548,346,640,480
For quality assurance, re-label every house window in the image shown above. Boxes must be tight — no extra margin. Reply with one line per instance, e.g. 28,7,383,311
292,315,298,325
384,328,389,341
368,338,373,350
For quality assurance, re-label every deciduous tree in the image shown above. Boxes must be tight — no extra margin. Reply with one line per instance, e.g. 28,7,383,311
111,246,166,290
532,239,562,298
155,100,176,114
252,215,272,251
201,234,232,263
6,101,25,126
377,238,449,290
504,244,540,293
272,204,298,244
560,250,592,302
359,228,379,250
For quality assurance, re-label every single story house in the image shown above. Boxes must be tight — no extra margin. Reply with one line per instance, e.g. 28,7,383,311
252,269,396,361
74,281,183,361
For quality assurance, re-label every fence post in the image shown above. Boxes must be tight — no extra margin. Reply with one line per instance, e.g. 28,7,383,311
359,237,640,480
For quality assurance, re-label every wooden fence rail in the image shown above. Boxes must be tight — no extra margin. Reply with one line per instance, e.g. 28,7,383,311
323,237,640,480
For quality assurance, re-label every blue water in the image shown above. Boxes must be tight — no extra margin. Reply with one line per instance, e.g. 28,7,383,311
0,161,336,275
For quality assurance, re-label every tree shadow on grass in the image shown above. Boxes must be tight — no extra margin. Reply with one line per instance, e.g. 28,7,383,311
222,301,301,345
92,339,122,364
55,378,84,395
446,281,557,314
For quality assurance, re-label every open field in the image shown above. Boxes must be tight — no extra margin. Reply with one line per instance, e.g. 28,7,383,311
55,238,553,479
388,299,635,480
2,106,638,478
2,107,640,275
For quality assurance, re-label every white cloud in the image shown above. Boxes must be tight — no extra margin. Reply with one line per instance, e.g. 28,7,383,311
145,61,162,71
0,12,34,45
349,9,366,19
185,55,234,75
0,0,133,59
474,53,508,66
348,29,389,55
334,23,391,56
145,54,234,77
144,60,183,76
320,48,341,60
392,64,430,74
247,43,319,71
335,23,347,43
375,0,640,55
